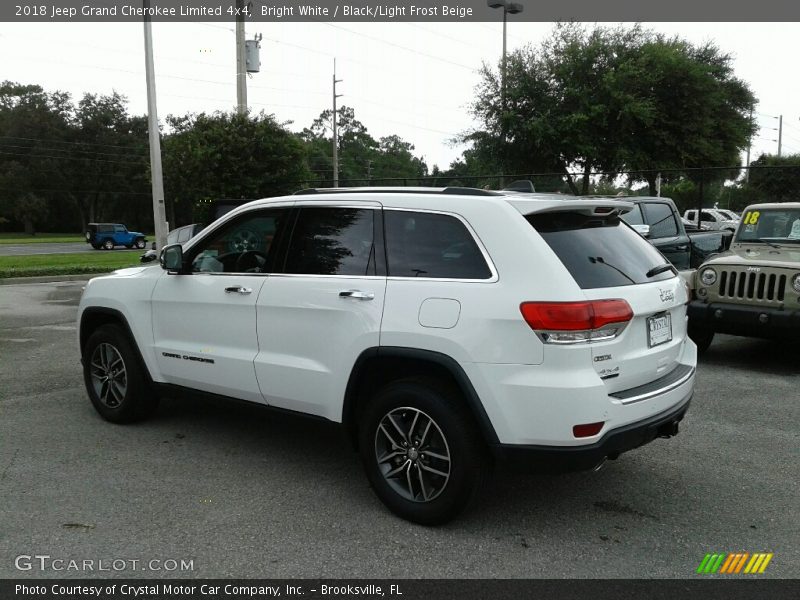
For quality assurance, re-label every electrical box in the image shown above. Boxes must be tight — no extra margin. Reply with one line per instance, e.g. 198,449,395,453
245,40,261,73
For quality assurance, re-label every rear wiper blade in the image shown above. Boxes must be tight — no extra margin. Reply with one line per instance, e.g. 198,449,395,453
646,263,676,278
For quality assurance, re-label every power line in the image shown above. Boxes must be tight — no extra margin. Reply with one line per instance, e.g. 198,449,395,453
0,150,146,166
0,142,147,159
320,23,477,72
0,135,148,153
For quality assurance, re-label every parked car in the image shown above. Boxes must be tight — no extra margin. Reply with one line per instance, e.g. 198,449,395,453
688,202,800,352
85,223,147,250
78,187,695,524
683,208,739,232
618,197,733,270
140,223,205,263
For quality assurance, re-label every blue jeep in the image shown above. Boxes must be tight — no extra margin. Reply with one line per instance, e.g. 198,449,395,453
85,223,147,250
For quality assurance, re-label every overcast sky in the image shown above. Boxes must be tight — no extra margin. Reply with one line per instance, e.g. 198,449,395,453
1,20,799,171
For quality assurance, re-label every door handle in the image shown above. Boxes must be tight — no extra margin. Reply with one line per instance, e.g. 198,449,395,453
225,286,252,295
676,244,689,251
339,290,375,300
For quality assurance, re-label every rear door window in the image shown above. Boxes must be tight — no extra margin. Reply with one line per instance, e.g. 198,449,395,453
620,204,644,226
526,212,674,289
384,210,492,279
643,203,679,238
284,207,376,276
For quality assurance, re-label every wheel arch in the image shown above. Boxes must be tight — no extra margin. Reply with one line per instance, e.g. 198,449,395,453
79,307,154,384
342,347,500,449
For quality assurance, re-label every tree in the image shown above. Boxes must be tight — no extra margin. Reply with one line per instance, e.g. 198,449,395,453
162,110,311,224
0,82,73,233
745,154,800,203
468,23,756,194
301,106,427,185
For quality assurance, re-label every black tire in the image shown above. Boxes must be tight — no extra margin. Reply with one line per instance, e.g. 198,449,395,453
102,239,114,250
134,238,146,250
688,320,715,354
82,324,159,423
358,377,491,525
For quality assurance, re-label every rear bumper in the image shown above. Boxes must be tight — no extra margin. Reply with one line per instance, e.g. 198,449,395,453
688,300,800,339
493,392,691,472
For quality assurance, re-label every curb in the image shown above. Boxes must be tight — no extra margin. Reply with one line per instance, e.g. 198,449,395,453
0,273,113,286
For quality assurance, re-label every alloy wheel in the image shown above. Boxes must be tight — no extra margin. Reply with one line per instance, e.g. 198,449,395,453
89,343,128,408
374,407,451,503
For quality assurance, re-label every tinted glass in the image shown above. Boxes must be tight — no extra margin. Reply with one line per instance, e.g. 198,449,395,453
177,227,192,243
737,208,800,244
527,212,675,289
191,209,287,273
166,229,180,245
620,204,644,226
284,208,375,276
700,211,717,222
384,211,492,279
643,203,679,238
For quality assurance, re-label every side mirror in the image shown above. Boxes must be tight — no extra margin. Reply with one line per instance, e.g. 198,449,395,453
632,224,651,238
160,244,184,272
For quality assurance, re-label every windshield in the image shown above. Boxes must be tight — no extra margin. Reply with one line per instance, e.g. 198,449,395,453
736,207,800,245
527,212,675,289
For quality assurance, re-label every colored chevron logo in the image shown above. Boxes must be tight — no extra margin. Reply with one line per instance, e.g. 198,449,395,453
697,552,773,574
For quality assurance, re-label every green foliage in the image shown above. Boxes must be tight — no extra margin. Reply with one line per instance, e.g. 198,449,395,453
746,154,800,203
467,23,756,194
162,110,311,223
300,106,427,185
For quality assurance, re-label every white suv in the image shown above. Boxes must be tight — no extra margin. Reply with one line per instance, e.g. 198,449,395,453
78,187,696,524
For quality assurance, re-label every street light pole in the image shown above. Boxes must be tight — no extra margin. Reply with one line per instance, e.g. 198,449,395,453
487,1,523,112
142,0,168,251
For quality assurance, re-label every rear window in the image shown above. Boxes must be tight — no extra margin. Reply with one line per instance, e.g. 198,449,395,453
526,212,675,288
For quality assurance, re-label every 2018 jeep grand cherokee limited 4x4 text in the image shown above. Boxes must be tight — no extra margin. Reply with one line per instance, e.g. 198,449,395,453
78,187,696,524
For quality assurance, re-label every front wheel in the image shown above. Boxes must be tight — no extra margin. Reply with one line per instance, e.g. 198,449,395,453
688,320,715,354
102,239,114,250
359,377,490,525
83,324,159,423
134,238,146,249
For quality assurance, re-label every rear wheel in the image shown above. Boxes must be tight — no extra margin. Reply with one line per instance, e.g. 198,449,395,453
82,324,158,423
102,239,114,250
688,320,715,354
359,377,490,525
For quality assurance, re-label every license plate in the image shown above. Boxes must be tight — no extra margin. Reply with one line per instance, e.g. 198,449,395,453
647,313,672,348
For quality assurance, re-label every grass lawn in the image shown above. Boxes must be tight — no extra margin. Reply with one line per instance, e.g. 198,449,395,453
0,252,144,278
0,233,85,244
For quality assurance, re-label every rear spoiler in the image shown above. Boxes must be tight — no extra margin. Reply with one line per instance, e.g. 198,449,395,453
508,198,634,218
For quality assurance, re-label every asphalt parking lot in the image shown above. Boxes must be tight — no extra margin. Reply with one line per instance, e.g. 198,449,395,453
0,280,797,579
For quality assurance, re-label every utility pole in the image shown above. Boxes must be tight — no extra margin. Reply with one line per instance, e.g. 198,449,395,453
332,58,342,188
745,107,753,182
142,0,168,250
366,159,372,183
235,0,247,114
777,114,783,157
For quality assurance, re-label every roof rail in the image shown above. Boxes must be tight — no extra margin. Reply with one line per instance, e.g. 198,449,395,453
293,186,500,197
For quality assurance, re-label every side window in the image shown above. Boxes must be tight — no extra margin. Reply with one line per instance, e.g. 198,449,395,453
643,203,679,238
114,225,125,233
177,227,192,244
384,210,492,279
701,211,717,222
284,207,375,276
620,204,644,226
191,209,287,274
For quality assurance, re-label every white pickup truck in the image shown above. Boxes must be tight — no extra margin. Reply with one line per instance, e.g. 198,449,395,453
683,208,740,232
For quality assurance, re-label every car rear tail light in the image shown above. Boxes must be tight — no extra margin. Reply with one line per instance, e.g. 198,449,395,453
573,421,605,438
520,300,633,344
